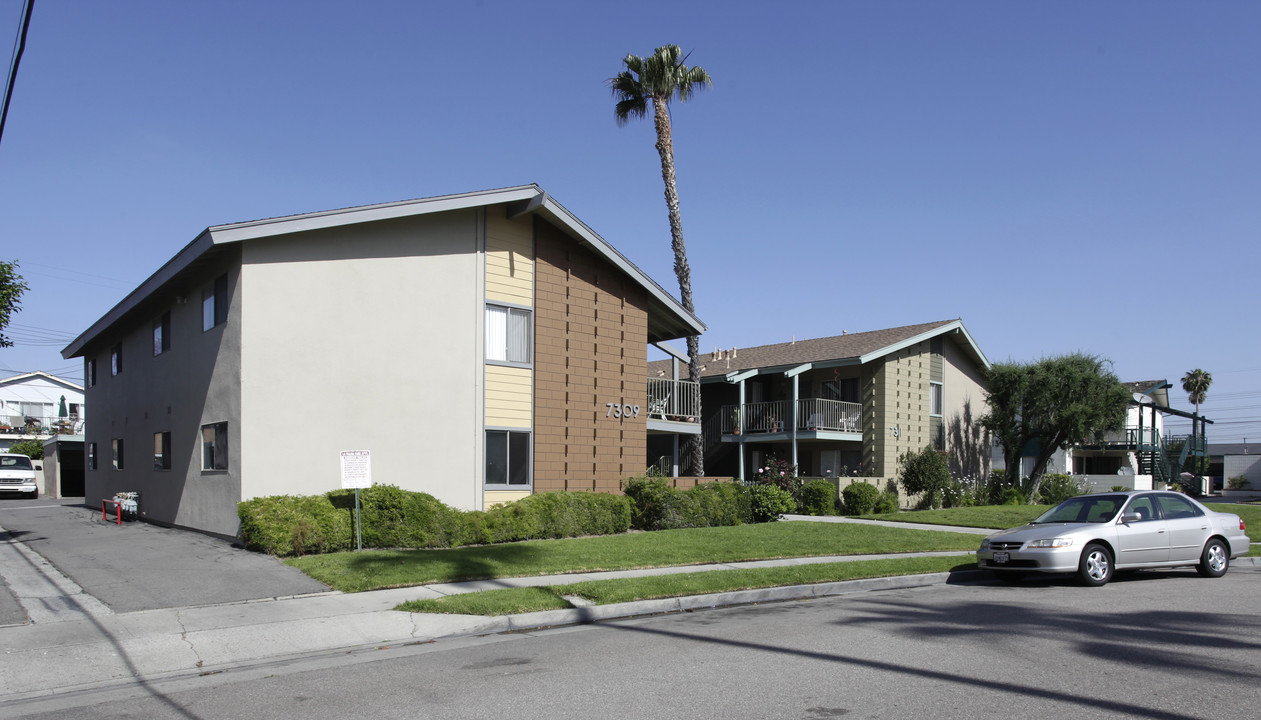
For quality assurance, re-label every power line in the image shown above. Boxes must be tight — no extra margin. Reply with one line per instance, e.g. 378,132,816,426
0,0,34,149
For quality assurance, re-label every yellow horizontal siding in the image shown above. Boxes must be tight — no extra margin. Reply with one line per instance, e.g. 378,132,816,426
486,208,533,306
486,364,532,427
484,489,532,507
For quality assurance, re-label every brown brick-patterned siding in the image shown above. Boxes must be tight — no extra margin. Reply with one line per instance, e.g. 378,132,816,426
533,218,650,493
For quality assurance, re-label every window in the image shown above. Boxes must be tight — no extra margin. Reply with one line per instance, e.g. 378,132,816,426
485,304,531,364
203,274,228,331
485,430,530,485
930,382,943,417
1156,493,1204,520
86,358,97,387
69,403,81,421
154,431,171,470
153,311,171,355
111,438,124,470
110,343,123,376
202,421,228,470
87,442,97,470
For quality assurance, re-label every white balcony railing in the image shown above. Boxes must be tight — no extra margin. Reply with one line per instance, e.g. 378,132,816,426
646,378,700,423
721,398,861,435
797,398,861,432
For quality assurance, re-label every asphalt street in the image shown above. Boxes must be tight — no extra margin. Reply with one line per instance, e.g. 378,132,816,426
6,569,1259,720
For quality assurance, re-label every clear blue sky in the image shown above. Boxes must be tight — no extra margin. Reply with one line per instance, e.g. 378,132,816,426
1,1,1257,443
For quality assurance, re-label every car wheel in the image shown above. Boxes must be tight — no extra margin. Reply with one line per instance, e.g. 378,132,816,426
1196,538,1229,578
1078,543,1113,587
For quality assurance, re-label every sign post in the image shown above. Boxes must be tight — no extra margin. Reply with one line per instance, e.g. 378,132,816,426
340,450,372,551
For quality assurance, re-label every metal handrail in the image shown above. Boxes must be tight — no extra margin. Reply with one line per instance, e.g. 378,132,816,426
646,378,700,422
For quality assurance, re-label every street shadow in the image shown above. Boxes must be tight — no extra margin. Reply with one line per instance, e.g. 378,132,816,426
598,583,1252,720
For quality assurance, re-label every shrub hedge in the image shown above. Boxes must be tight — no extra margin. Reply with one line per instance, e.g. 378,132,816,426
842,482,881,515
239,485,631,556
799,479,837,516
621,476,751,530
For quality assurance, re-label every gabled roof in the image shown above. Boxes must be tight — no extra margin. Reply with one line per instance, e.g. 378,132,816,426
0,371,83,393
64,185,705,358
651,319,989,380
1125,380,1171,408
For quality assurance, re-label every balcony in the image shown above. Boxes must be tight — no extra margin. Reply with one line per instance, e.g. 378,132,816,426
0,415,83,437
721,398,861,436
646,377,701,434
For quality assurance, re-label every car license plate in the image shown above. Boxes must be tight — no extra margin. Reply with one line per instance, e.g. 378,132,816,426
993,551,1010,564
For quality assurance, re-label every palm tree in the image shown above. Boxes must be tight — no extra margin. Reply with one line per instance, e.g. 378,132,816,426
1182,368,1212,415
609,45,711,476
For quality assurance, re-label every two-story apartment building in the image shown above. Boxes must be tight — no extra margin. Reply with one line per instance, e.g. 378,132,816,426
62,186,704,538
650,320,991,484
0,371,85,449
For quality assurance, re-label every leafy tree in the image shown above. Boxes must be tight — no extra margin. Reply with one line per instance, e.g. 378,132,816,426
898,446,951,509
981,353,1130,502
0,260,29,348
8,438,43,459
1181,368,1212,416
609,44,711,475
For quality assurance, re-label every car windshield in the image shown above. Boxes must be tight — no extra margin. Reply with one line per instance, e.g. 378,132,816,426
0,456,34,471
1033,495,1126,524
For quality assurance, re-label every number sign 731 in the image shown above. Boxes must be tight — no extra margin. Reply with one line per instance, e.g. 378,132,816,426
606,402,641,419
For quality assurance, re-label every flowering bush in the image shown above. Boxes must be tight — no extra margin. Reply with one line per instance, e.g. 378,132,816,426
753,456,800,500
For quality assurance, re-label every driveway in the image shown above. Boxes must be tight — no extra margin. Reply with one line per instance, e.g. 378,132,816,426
0,498,328,621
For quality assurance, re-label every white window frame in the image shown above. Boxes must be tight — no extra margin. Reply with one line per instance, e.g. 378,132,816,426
930,382,943,417
485,303,532,366
201,421,229,471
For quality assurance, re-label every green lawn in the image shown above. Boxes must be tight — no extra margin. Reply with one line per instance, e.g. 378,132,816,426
396,555,973,615
860,505,1048,529
286,521,980,593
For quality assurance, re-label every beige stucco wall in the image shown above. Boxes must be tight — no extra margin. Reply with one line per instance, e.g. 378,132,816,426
239,211,482,510
941,337,991,479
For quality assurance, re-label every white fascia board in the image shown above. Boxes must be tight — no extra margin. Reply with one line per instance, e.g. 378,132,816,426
784,363,813,378
652,341,690,364
62,231,216,358
207,186,542,244
536,196,706,338
857,320,991,370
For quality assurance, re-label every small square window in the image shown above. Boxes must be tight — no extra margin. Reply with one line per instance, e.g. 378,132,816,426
154,431,171,470
485,429,530,485
111,438,124,470
202,421,228,470
485,304,532,364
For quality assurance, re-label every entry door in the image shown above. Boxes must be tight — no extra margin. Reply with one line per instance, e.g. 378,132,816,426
820,450,841,477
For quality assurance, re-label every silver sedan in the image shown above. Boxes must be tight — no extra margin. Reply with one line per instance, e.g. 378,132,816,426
977,491,1251,586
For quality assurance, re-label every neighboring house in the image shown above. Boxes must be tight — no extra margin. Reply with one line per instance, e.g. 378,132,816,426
1207,443,1259,492
0,371,85,450
994,380,1213,493
649,320,991,485
62,185,704,538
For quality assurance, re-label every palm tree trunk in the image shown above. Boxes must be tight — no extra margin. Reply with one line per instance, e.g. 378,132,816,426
651,96,704,476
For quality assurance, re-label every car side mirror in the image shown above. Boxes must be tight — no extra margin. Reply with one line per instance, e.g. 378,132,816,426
1120,513,1140,524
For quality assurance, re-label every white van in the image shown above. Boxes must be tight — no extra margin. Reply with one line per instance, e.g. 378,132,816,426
0,453,38,498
